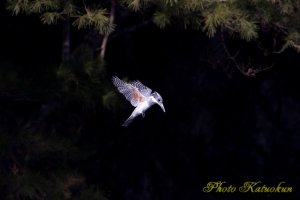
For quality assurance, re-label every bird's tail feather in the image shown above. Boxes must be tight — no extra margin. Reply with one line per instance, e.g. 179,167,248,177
122,115,135,127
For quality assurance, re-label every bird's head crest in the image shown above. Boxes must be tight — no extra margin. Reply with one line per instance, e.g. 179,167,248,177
151,92,165,112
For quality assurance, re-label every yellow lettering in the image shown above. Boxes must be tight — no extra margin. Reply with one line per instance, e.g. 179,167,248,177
239,181,261,192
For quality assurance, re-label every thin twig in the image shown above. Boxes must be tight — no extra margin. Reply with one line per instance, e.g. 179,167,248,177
221,32,273,76
100,0,116,62
220,32,248,76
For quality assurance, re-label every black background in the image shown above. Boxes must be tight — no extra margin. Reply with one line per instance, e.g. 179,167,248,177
1,4,300,200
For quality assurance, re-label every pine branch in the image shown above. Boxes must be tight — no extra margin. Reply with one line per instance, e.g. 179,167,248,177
153,12,170,28
127,0,140,11
40,12,62,24
221,32,272,76
239,18,258,41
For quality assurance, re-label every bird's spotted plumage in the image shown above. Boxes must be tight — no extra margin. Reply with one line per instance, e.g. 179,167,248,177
112,76,151,107
112,76,165,126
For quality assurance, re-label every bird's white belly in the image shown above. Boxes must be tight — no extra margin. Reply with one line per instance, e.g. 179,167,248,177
135,101,153,114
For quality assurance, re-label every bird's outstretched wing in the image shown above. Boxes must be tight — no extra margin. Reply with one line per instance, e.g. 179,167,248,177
132,80,152,97
112,76,151,107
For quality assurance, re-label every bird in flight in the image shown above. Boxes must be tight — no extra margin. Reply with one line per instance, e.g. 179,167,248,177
112,76,165,126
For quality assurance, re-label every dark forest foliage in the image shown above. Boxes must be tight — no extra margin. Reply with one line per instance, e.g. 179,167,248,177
1,0,300,200
6,0,300,55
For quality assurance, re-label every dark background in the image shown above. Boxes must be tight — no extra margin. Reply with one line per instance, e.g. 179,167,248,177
1,4,300,200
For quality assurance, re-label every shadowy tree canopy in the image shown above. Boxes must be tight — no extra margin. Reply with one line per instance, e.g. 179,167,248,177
1,1,300,200
6,0,300,75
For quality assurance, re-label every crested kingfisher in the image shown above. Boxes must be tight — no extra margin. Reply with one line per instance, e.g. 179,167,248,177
112,76,165,126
